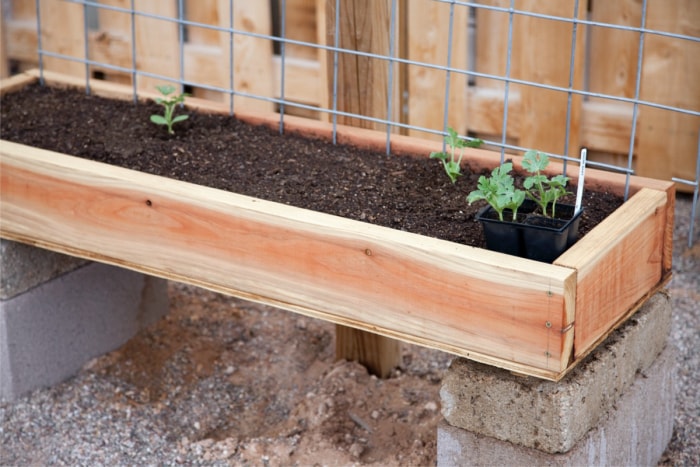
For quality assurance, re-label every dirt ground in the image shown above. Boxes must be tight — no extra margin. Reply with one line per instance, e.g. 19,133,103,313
87,281,453,465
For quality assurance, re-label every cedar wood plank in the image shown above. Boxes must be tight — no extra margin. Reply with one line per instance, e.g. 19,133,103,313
0,142,576,378
555,188,669,358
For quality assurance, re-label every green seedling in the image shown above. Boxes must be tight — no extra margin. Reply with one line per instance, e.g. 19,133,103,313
430,127,483,184
522,150,570,217
150,84,189,134
467,162,525,221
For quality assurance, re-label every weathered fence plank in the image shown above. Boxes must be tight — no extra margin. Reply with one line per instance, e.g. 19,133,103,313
406,0,468,140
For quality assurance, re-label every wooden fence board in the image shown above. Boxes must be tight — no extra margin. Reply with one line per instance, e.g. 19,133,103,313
314,0,329,121
588,0,641,100
185,0,221,45
39,1,84,77
133,2,179,91
637,0,700,188
285,0,319,60
0,0,8,78
513,0,586,156
230,1,275,112
97,0,131,33
474,0,510,82
406,0,468,139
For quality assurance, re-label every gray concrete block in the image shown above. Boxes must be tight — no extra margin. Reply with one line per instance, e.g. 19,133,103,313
440,292,672,453
0,262,168,401
1,239,88,299
437,342,676,466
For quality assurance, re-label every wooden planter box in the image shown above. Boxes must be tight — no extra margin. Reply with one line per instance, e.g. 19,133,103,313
0,70,674,381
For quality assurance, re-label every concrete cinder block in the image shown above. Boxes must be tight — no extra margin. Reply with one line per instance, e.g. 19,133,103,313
440,292,672,454
0,239,88,299
437,342,676,467
0,261,169,401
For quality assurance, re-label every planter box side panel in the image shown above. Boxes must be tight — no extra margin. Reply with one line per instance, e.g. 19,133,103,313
12,68,676,278
0,142,576,378
0,73,37,96
555,188,669,358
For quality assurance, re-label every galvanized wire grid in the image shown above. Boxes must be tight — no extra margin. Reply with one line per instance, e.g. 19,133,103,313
29,0,700,245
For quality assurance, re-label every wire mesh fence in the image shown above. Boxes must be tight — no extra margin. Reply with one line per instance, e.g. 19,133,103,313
2,0,699,244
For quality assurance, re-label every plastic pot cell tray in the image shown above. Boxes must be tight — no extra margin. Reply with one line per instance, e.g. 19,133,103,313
477,201,584,263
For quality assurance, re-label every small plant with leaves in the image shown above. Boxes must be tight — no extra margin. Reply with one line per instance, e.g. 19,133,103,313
522,150,570,217
467,162,525,221
150,84,189,134
430,127,483,184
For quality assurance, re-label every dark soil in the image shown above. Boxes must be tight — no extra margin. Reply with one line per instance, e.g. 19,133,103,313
0,84,623,252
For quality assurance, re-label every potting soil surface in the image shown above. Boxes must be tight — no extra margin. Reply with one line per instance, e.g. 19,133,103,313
0,83,623,249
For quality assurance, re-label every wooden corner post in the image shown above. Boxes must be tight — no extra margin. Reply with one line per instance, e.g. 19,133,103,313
324,0,402,377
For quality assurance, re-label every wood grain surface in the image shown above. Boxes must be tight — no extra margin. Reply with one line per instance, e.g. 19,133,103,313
1,141,576,378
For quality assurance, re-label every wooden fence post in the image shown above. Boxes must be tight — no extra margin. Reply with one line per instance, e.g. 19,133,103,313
324,0,401,131
324,0,401,378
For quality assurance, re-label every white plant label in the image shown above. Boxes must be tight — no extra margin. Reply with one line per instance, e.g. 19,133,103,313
575,148,587,214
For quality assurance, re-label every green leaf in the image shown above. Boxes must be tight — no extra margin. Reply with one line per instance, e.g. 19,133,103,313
467,190,486,204
444,127,460,147
522,150,549,173
430,151,448,161
466,162,523,219
172,115,189,123
493,162,513,178
445,161,461,183
524,174,546,190
549,174,569,188
465,138,484,148
150,115,168,125
511,190,526,206
156,84,176,96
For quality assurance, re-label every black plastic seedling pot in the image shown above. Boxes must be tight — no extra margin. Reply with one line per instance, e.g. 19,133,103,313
476,201,583,263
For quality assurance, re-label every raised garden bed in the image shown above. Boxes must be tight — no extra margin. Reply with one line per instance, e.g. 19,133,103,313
0,70,674,380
